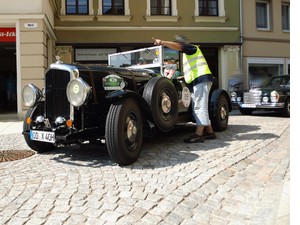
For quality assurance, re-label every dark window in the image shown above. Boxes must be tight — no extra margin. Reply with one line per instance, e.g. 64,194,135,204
151,0,172,15
199,0,218,16
66,0,89,15
103,0,124,15
282,4,290,31
256,1,270,29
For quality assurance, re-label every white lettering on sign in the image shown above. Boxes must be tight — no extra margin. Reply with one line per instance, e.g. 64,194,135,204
0,31,16,37
0,28,16,42
24,23,38,29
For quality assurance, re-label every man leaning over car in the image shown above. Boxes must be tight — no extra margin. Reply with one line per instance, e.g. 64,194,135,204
153,35,217,143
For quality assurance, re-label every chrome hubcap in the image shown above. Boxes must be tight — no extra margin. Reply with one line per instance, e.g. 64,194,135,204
126,117,137,142
161,92,171,114
220,106,227,120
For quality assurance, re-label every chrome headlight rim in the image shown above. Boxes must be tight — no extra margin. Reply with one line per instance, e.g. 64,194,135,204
66,78,91,107
22,83,42,107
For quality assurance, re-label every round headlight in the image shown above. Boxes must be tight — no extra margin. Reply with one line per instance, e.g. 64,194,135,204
66,78,91,107
262,96,269,103
22,84,42,107
230,92,237,101
270,91,279,103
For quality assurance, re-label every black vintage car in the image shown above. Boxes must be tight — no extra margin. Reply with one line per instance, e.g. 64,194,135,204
231,75,290,117
22,46,232,165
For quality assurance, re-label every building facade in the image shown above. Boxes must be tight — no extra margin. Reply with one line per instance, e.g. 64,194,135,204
241,0,290,89
1,0,242,118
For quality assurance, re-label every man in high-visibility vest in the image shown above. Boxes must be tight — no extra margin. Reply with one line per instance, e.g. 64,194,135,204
153,35,217,143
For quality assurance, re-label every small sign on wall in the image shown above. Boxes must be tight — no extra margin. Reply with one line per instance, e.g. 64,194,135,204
75,48,117,61
24,23,38,29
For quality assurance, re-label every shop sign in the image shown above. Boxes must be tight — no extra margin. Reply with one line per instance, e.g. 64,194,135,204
0,28,16,42
75,48,117,61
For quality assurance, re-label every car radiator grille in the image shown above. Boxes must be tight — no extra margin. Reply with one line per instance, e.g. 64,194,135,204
45,69,71,121
243,91,262,104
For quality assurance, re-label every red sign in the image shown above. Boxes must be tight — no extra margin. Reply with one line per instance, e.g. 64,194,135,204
0,28,16,42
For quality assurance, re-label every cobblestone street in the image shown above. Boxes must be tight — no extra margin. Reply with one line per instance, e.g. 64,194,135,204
0,111,290,225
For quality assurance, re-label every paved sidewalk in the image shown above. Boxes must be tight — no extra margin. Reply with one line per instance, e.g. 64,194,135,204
0,121,23,135
0,112,290,225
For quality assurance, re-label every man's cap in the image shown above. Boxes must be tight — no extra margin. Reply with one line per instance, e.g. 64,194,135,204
173,35,189,44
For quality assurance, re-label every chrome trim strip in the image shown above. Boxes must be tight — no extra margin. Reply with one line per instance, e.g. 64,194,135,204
49,63,79,121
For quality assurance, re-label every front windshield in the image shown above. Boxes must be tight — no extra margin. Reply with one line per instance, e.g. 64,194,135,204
108,46,162,68
267,76,290,87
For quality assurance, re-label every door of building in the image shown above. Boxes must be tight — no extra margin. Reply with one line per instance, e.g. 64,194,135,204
0,28,17,114
202,47,219,89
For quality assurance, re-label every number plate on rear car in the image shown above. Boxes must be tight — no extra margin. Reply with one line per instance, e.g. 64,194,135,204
30,130,55,143
241,104,256,108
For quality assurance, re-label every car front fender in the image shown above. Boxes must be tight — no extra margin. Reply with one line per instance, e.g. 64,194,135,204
209,89,232,116
105,90,153,121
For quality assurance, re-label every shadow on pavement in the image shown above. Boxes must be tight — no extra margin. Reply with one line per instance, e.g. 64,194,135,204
45,121,279,169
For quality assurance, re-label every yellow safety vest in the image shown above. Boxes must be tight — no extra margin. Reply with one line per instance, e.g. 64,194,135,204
182,45,212,84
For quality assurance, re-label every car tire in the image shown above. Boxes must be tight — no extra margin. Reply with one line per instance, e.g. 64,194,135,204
105,98,143,166
239,108,254,115
23,102,57,153
281,98,290,117
143,77,178,132
211,94,229,132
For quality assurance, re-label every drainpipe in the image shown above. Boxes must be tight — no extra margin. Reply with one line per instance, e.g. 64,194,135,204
239,0,244,89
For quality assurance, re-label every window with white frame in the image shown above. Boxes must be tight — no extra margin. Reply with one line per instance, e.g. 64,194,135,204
282,3,290,31
98,0,130,16
66,0,89,15
102,0,124,15
194,0,226,22
146,0,178,17
151,0,171,15
256,0,271,30
198,0,218,16
61,0,94,16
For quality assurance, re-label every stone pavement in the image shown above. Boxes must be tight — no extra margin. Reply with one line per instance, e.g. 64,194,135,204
0,111,290,225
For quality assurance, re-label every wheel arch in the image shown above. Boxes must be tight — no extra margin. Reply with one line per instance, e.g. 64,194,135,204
209,89,232,117
23,101,45,132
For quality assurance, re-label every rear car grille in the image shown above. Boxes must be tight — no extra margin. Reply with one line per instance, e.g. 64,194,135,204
243,91,262,104
45,69,70,121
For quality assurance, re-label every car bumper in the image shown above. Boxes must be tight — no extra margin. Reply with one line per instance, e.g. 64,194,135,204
239,102,285,109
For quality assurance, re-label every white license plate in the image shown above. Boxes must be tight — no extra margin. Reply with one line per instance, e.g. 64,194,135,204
30,130,55,143
241,104,256,108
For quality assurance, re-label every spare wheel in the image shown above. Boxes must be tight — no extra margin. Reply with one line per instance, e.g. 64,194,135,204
143,77,178,132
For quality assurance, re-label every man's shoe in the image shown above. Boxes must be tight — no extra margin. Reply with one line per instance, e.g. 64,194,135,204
184,134,204,143
204,132,217,140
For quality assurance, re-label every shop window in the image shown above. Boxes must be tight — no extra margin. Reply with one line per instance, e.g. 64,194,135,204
282,3,290,32
151,0,171,15
249,64,283,88
198,0,218,16
66,0,89,15
103,0,124,15
256,0,271,30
